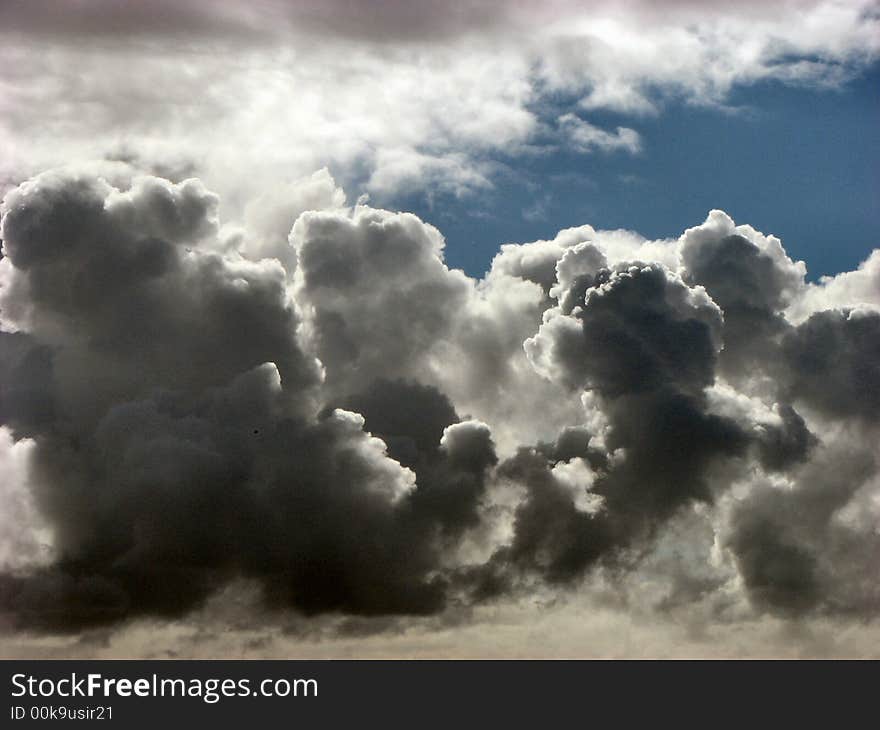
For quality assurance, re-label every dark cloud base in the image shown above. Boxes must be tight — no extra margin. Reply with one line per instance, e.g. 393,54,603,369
0,168,877,640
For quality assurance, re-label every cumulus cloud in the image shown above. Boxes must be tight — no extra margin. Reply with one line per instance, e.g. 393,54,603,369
679,210,806,381
0,165,878,654
781,308,880,422
787,250,880,322
0,168,492,629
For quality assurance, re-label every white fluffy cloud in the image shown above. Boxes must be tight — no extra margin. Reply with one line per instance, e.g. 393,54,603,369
1,1,877,205
558,114,642,155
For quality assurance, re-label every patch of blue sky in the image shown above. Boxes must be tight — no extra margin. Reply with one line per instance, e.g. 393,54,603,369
382,62,879,282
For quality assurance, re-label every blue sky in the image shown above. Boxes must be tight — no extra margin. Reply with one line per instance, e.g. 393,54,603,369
391,62,879,281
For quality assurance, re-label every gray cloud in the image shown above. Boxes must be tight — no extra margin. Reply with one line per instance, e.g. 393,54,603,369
527,263,724,397
0,169,491,630
781,308,880,423
472,263,749,593
726,441,880,617
0,168,878,653
680,213,805,381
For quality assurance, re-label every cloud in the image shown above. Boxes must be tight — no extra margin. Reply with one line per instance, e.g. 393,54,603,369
558,114,642,155
0,428,49,571
781,308,880,422
680,210,806,380
724,440,880,617
0,168,489,629
787,249,880,323
1,1,876,202
477,261,748,591
0,167,878,655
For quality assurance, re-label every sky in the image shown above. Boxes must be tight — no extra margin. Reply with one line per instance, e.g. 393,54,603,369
400,65,880,280
0,0,879,658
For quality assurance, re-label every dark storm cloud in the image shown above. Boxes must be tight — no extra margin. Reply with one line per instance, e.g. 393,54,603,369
726,443,880,617
0,169,494,630
0,171,319,424
678,222,821,471
0,332,54,433
753,405,817,472
781,308,880,422
341,379,497,536
527,263,724,397
680,224,803,379
484,446,616,587
0,369,446,628
341,379,460,471
0,169,878,636
472,263,749,591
